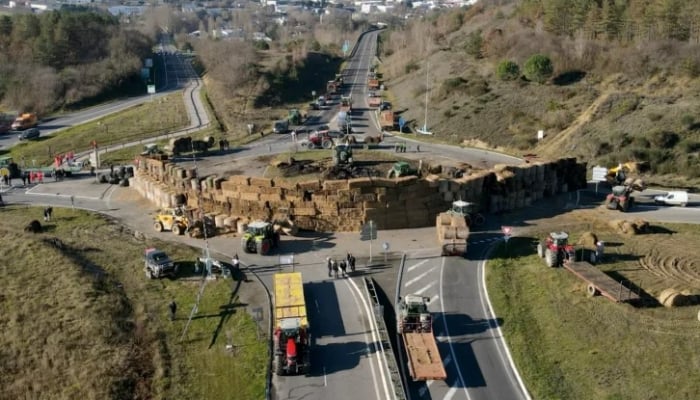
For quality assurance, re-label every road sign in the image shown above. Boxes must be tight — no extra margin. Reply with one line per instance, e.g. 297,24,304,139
360,221,377,241
501,226,513,236
145,58,153,68
312,90,316,98
382,242,390,251
591,166,608,182
147,84,156,94
342,40,349,56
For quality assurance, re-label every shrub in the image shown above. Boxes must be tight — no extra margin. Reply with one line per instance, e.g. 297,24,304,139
442,77,466,91
405,61,420,74
647,112,663,122
464,30,484,59
649,130,680,149
254,41,270,50
523,54,554,84
681,114,695,128
496,60,520,81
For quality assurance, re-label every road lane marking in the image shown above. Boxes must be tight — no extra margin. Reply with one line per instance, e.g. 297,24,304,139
408,259,430,272
478,249,532,400
345,276,395,400
324,366,327,387
430,294,439,304
419,386,428,397
343,277,382,399
415,281,436,295
443,353,452,366
404,267,437,287
443,387,458,400
439,258,472,400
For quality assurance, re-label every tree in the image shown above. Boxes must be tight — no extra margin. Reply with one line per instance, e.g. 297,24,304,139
523,54,553,83
496,60,520,81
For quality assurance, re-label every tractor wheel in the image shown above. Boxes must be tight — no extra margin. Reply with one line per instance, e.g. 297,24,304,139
173,224,182,235
537,242,545,258
258,239,271,255
322,140,332,149
154,221,164,232
146,268,155,279
545,249,557,267
306,142,315,149
388,170,396,178
242,239,253,253
275,355,285,376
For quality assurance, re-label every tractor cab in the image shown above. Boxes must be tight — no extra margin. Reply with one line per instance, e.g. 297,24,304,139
450,200,476,216
549,232,569,247
246,221,271,237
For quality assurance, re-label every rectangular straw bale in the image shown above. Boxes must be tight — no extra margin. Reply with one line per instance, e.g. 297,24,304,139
249,177,273,187
298,180,322,191
227,175,250,186
348,177,374,188
323,180,349,191
239,192,260,201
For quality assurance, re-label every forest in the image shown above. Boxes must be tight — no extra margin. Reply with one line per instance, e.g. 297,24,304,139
0,10,153,115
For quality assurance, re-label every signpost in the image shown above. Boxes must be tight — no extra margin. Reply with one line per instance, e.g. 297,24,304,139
382,242,390,263
502,226,513,252
591,166,609,193
360,220,377,263
147,84,156,94
342,40,349,57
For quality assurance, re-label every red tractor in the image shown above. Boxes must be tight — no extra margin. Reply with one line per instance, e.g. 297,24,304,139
537,232,575,267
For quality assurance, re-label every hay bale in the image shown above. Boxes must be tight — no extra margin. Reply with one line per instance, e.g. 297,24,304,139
578,232,598,249
633,219,650,234
658,289,690,307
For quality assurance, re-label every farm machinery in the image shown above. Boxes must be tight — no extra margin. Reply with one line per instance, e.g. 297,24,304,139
387,161,418,178
605,178,645,212
537,232,575,267
241,221,280,255
153,206,192,235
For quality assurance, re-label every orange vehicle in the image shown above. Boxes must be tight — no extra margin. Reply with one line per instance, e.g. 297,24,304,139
11,113,38,130
380,110,395,130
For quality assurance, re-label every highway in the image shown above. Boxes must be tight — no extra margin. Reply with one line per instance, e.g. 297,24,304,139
2,28,700,400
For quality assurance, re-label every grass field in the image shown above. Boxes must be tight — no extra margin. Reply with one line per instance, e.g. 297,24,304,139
6,92,189,168
486,224,700,400
0,207,267,400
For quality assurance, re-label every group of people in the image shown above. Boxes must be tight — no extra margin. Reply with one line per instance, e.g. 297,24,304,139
326,253,356,278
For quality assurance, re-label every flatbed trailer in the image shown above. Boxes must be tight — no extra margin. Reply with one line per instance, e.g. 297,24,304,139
274,272,308,328
403,332,447,381
564,261,640,303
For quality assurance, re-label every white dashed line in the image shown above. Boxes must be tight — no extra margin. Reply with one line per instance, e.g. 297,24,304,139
407,259,430,272
415,281,436,295
404,267,437,287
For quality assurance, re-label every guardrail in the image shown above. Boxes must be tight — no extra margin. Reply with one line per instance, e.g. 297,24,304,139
364,276,408,400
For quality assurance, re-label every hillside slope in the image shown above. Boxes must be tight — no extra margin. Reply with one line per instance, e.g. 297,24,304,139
380,2,700,187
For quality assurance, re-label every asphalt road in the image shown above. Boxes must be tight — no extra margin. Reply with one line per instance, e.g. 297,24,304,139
0,48,190,151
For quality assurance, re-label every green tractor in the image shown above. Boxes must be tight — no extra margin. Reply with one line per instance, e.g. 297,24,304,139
387,161,418,178
288,109,303,125
241,221,280,255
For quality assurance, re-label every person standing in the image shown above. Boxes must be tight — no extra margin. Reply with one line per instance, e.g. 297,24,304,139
43,207,50,222
326,256,332,277
232,254,240,271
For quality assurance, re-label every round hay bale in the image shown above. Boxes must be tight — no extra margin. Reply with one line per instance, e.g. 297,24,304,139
578,232,598,249
236,220,248,234
659,289,688,307
621,221,637,235
633,219,649,234
587,284,600,297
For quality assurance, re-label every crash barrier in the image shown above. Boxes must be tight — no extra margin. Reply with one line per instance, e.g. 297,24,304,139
131,157,587,232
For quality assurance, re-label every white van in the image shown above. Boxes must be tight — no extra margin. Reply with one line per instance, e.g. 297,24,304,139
654,191,688,207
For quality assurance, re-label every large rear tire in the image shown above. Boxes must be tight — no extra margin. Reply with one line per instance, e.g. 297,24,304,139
275,355,285,376
537,242,545,258
173,224,182,235
545,249,556,267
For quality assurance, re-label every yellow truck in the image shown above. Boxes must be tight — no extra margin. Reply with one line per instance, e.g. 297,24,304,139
11,113,38,130
273,272,310,375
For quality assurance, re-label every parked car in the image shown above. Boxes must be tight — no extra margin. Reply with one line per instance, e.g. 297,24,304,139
654,191,688,207
18,128,40,141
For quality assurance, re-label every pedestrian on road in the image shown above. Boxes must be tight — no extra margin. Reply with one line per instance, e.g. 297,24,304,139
168,300,177,321
339,260,347,277
21,174,26,186
232,253,240,271
331,259,338,279
70,195,75,209
326,257,332,277
349,254,356,273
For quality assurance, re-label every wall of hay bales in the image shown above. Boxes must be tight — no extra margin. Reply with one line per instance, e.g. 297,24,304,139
131,157,587,232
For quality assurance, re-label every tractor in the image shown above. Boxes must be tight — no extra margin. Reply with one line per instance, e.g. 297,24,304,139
605,179,645,212
288,109,303,125
446,200,485,227
241,221,280,255
332,143,353,166
154,206,191,235
537,232,575,267
387,161,418,178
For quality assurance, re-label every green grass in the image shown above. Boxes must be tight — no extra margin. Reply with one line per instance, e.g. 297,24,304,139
0,207,267,400
487,234,700,400
7,92,189,167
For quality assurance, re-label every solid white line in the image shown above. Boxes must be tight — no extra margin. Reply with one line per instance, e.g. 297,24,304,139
324,366,327,387
443,386,458,400
343,278,382,399
478,250,532,400
408,259,430,272
415,281,436,295
439,257,472,400
345,277,395,400
404,267,437,287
